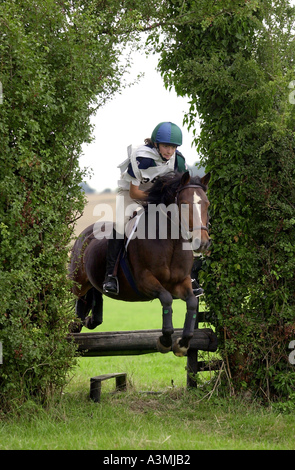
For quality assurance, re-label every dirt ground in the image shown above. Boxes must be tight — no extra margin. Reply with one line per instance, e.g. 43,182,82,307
74,192,117,238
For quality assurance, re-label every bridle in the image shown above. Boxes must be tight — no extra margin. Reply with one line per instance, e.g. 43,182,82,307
175,184,209,233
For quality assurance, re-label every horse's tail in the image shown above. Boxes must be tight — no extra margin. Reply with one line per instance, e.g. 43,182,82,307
69,225,94,296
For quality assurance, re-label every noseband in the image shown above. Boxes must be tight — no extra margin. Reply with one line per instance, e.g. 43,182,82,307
175,184,209,233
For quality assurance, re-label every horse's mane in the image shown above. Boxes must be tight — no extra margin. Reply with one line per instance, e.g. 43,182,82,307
145,171,207,208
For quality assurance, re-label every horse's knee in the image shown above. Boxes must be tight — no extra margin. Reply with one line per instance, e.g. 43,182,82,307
159,290,173,308
186,293,198,311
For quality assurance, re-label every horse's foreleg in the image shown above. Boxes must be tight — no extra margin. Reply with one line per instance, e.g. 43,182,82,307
157,290,174,353
172,281,198,357
137,272,174,353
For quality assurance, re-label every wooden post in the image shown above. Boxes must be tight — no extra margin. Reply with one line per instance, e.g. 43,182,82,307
90,377,102,403
90,373,127,403
186,298,199,388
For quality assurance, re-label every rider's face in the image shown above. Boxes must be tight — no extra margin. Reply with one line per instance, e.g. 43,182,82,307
158,143,177,160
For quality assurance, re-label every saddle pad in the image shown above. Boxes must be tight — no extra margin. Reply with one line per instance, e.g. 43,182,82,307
120,253,142,297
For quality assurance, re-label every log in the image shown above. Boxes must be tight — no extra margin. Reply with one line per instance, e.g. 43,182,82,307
70,328,218,357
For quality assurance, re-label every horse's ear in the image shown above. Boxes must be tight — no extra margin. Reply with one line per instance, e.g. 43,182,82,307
200,172,211,188
180,171,191,186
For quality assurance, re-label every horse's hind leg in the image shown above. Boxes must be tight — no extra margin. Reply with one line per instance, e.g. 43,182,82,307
70,289,93,333
71,288,103,332
84,288,103,330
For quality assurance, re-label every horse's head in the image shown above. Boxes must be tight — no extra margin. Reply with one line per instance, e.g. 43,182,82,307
175,171,211,253
146,170,211,252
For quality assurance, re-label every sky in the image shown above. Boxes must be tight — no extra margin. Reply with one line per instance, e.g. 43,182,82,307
80,50,201,192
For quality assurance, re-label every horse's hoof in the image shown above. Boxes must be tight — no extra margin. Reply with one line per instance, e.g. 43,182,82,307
69,321,83,333
84,316,96,330
172,338,189,357
156,337,172,354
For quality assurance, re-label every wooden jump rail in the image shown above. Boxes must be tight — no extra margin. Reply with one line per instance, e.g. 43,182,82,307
70,327,218,399
71,328,218,357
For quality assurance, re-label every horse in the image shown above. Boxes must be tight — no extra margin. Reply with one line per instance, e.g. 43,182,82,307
69,171,211,357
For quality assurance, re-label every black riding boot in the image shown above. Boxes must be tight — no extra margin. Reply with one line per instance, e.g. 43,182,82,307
103,230,124,295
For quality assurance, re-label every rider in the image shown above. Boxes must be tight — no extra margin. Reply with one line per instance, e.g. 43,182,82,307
102,121,203,297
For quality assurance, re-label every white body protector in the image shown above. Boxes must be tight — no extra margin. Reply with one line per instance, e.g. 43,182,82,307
115,145,176,236
117,144,176,191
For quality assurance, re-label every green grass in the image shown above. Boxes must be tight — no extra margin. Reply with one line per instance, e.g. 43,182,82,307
1,389,295,450
1,297,295,450
73,297,195,392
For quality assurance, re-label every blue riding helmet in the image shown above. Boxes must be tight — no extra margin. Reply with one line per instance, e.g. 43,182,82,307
151,122,183,146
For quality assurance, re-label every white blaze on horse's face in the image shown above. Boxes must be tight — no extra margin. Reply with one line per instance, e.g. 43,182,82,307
193,193,201,205
193,192,202,228
181,190,202,251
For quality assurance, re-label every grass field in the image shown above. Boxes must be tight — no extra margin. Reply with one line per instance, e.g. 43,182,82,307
1,297,295,450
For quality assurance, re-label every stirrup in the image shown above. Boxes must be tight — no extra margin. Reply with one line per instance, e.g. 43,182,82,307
102,275,119,295
191,278,204,298
193,287,204,298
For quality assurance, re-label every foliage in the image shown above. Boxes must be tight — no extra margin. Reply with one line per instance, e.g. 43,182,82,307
2,0,294,409
152,0,295,399
1,297,295,450
0,0,157,409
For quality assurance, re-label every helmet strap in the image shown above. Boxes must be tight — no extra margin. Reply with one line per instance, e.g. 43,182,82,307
155,143,168,162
